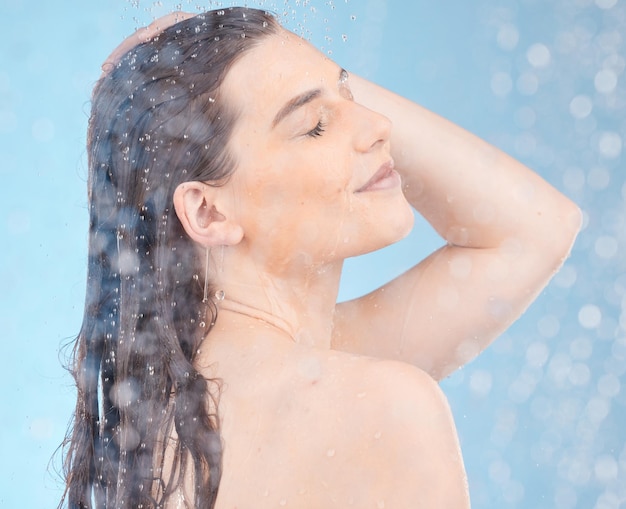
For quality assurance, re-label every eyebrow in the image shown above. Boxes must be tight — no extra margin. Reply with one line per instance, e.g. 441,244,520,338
271,89,322,128
271,68,348,128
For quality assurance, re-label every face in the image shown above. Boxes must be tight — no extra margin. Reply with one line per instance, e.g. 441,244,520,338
220,29,413,273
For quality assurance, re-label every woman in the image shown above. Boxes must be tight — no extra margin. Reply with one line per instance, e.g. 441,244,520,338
61,7,581,509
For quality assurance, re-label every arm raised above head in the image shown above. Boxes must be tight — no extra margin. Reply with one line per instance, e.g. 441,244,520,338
333,75,582,380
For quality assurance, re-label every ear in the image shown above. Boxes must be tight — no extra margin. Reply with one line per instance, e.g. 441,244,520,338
173,181,244,248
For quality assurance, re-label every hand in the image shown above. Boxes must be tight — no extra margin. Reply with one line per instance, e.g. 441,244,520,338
100,11,195,76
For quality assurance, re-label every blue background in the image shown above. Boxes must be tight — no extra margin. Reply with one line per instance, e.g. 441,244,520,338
1,0,624,507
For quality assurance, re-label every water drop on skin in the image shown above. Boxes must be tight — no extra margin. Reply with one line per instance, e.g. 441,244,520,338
327,448,336,457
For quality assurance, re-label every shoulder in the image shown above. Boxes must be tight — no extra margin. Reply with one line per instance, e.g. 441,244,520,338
272,346,452,424
329,355,457,444
334,356,470,506
295,353,470,507
224,341,455,440
214,343,470,507
324,351,449,410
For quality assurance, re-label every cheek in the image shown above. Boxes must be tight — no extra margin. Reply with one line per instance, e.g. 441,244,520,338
254,152,349,210
317,155,352,196
232,146,357,257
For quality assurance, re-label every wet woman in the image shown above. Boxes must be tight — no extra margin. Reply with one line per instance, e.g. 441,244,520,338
61,7,581,509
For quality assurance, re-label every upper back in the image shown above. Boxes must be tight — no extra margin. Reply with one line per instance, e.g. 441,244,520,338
196,331,470,509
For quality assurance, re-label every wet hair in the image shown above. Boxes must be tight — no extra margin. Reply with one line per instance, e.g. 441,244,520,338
60,8,278,509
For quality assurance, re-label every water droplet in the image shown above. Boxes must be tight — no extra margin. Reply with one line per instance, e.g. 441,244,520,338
469,369,493,397
595,236,618,259
497,23,519,51
215,290,225,301
597,132,622,159
491,71,513,97
569,95,593,119
578,304,602,329
595,69,618,94
326,448,336,457
517,72,539,96
527,43,551,68
594,454,618,483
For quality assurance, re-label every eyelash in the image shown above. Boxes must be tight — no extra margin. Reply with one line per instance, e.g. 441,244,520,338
306,120,326,138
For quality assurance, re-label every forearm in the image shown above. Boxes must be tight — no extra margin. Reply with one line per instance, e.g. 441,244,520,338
350,75,581,251
334,75,582,376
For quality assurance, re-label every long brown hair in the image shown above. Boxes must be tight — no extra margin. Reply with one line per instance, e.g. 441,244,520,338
60,8,278,508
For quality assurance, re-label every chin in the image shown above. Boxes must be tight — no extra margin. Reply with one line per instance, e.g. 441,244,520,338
381,193,415,236
322,196,415,260
353,203,416,257
384,203,415,245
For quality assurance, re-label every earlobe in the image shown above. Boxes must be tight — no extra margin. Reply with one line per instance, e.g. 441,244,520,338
173,181,244,247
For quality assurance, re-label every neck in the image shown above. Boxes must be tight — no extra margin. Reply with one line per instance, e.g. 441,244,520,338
210,252,343,349
217,296,297,340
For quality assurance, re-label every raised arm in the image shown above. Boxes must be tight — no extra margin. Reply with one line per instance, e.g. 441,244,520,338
332,75,582,380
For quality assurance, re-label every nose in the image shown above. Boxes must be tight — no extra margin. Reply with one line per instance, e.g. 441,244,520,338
353,103,392,153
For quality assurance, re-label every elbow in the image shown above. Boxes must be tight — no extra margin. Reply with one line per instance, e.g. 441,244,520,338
538,195,582,272
556,196,583,256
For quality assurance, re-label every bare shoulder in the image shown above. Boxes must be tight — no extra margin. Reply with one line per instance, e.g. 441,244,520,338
317,354,470,508
213,342,470,508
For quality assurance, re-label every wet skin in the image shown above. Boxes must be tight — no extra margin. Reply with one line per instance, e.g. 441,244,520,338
102,10,581,508
178,30,470,509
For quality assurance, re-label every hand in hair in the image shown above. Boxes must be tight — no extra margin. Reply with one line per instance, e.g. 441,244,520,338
100,11,195,75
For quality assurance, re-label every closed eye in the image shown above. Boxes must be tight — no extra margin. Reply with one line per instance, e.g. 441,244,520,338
306,120,326,138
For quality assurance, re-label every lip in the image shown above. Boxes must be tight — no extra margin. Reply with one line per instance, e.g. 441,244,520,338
355,160,400,193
